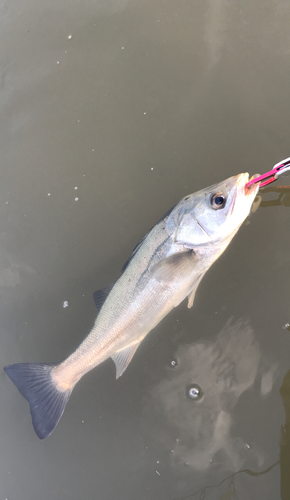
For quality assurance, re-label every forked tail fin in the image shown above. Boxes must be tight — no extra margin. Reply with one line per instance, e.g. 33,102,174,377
4,363,72,439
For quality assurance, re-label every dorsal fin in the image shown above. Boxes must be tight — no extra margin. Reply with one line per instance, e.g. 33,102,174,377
121,233,149,272
121,203,177,273
93,283,115,310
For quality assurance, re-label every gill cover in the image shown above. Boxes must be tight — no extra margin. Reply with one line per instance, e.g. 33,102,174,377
165,174,255,247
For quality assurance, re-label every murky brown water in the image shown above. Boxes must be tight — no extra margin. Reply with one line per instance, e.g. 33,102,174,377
1,1,290,499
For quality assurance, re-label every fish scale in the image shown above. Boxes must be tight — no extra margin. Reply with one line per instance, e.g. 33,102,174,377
4,172,259,439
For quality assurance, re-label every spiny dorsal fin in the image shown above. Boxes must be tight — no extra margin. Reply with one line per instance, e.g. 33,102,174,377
111,343,140,379
121,234,149,272
121,203,177,272
93,283,115,310
150,250,197,283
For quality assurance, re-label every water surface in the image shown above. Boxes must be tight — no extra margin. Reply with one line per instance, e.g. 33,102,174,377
1,0,290,499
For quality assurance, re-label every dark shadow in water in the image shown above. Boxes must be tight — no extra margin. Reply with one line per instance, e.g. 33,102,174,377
173,362,290,500
174,460,279,500
279,369,290,500
172,186,290,500
254,185,290,209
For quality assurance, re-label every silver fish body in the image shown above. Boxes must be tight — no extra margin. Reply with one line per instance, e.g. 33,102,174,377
4,173,259,438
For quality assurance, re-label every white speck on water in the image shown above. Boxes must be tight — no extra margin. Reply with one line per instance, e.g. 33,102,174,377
83,174,85,177
188,384,203,400
63,301,69,308
156,460,160,464
151,167,154,170
75,197,79,201
77,119,80,123
121,46,124,49
74,186,78,190
245,443,251,450
189,387,199,398
155,471,160,476
82,420,84,423
68,34,72,39
5,201,8,204
144,112,147,115
209,459,213,463
48,193,51,196
283,323,290,330
64,50,67,54
92,149,95,152
57,61,60,64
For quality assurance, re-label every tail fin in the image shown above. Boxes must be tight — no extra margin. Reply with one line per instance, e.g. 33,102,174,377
4,363,72,439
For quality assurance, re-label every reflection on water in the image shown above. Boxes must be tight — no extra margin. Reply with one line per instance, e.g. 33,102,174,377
0,238,35,288
174,363,290,500
204,0,227,69
252,185,290,212
141,317,288,499
280,369,290,500
143,319,279,473
179,461,279,500
1,0,290,496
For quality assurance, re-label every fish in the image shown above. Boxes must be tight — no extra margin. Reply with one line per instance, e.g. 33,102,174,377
4,173,259,439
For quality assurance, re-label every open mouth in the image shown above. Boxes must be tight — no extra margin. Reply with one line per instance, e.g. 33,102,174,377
248,173,261,184
245,174,260,196
235,173,260,198
236,172,249,191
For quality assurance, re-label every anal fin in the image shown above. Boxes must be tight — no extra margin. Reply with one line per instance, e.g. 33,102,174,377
111,343,140,379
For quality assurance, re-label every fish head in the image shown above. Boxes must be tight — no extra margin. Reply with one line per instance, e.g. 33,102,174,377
166,173,259,248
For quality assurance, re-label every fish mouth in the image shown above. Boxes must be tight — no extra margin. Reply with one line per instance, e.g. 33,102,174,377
236,172,259,198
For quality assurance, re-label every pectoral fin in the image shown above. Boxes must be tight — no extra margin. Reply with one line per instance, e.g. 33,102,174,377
111,343,140,379
187,273,204,308
150,250,197,283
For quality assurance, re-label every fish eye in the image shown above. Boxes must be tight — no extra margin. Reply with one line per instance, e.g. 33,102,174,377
210,192,226,209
